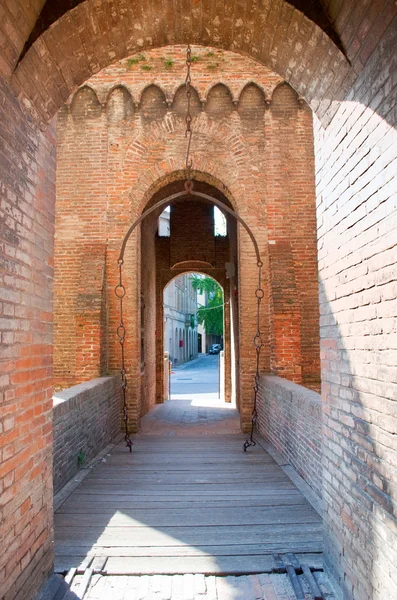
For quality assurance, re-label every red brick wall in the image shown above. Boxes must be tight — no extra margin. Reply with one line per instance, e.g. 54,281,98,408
140,217,157,418
0,78,55,600
53,47,320,434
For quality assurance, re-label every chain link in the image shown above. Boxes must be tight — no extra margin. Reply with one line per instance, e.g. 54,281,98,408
243,261,264,451
115,258,133,452
185,44,193,183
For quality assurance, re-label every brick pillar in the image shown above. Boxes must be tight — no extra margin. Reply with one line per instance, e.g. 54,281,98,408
75,243,107,381
268,241,302,383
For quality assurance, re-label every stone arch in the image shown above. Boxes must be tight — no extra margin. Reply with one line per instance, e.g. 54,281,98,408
139,84,168,121
172,84,201,118
11,1,351,124
70,85,102,120
106,85,135,122
205,83,234,118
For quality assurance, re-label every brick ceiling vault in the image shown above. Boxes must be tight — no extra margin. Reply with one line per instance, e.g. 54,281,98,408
20,0,345,61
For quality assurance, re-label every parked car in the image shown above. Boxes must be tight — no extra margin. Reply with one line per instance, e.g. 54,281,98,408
209,344,221,354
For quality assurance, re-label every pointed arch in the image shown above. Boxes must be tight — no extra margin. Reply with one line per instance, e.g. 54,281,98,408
205,83,234,118
106,85,135,122
140,84,168,121
70,85,102,119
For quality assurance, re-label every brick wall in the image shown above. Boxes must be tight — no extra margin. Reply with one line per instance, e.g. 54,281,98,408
314,23,397,600
52,377,120,494
257,376,322,499
0,79,55,600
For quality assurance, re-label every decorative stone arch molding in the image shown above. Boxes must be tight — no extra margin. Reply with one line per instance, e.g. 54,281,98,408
67,75,295,119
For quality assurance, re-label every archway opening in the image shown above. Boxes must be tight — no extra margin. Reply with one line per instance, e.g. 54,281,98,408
163,272,226,405
139,176,240,421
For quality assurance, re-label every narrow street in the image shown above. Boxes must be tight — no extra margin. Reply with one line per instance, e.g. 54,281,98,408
171,354,220,401
51,355,334,599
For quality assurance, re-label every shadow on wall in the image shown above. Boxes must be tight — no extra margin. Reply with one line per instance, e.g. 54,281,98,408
319,265,397,600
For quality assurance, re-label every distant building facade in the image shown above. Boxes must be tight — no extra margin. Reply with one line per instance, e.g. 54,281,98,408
164,274,199,365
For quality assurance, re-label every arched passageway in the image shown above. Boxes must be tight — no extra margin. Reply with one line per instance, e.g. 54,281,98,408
1,4,397,600
139,177,240,415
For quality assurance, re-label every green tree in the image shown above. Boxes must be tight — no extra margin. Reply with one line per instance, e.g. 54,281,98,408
191,276,224,336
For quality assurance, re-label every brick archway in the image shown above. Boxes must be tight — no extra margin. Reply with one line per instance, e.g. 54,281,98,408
137,176,241,419
10,1,352,125
2,3,397,600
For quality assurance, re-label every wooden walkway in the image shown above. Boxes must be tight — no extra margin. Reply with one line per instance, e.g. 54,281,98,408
53,398,330,599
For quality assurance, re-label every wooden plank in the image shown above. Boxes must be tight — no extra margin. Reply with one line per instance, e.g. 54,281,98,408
55,427,323,578
91,556,107,573
77,556,94,572
64,568,77,585
70,485,296,496
55,525,323,549
54,505,319,528
302,565,324,600
78,568,94,598
55,550,324,575
55,541,323,558
55,520,322,546
73,483,297,494
104,554,278,575
57,495,306,511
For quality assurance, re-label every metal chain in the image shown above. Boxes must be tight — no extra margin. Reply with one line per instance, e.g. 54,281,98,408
243,260,264,451
185,44,193,194
115,258,133,452
114,43,262,455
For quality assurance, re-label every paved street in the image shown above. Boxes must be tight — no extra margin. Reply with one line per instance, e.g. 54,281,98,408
170,354,220,402
141,354,239,435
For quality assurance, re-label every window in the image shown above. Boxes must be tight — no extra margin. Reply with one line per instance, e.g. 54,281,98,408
214,206,227,236
158,206,171,236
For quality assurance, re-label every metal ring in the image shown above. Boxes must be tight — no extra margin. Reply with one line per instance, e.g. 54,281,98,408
255,288,264,299
254,334,264,348
117,325,126,339
115,284,126,298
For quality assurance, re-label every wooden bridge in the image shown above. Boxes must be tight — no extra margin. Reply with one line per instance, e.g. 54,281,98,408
50,398,334,599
